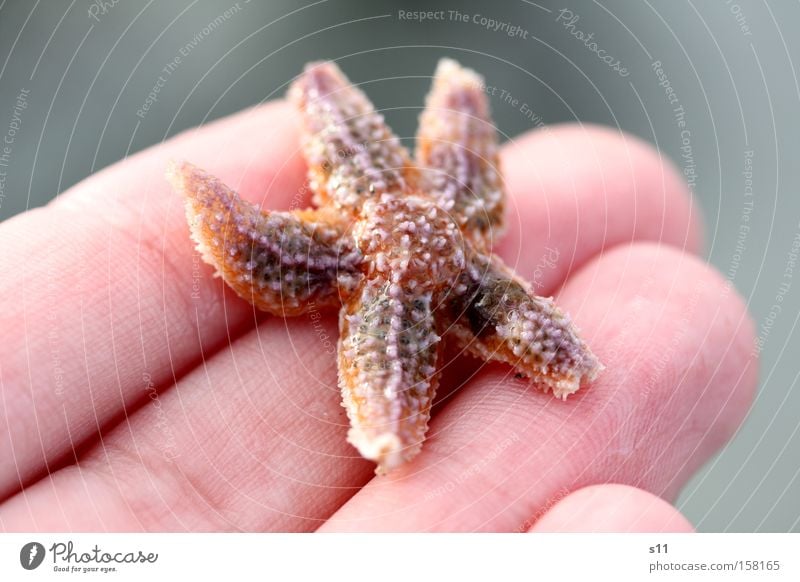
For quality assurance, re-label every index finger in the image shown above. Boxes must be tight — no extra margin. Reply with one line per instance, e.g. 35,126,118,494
0,101,305,500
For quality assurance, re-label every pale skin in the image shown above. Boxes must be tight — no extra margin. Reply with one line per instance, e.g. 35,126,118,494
0,98,757,532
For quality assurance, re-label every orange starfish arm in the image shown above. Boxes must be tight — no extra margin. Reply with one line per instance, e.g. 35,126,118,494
339,278,441,474
289,61,416,211
448,254,603,399
338,195,464,473
416,59,505,246
168,161,361,315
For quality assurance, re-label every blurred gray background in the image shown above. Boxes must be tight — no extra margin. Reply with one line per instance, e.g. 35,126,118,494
0,0,798,531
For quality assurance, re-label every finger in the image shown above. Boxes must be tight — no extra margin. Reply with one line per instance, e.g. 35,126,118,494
497,123,703,287
0,101,305,499
416,58,504,242
320,244,757,531
528,484,694,532
0,314,373,531
0,123,703,528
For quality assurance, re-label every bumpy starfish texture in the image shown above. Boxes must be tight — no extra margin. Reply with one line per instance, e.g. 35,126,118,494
168,59,602,474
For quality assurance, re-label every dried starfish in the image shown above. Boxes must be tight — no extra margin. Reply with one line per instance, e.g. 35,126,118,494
168,59,602,474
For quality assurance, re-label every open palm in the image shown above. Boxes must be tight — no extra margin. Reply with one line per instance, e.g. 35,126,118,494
0,95,756,531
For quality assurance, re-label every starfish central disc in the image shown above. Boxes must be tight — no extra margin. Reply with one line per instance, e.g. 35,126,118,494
356,196,466,289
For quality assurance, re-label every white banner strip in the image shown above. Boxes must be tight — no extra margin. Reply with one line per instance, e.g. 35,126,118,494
1,533,798,580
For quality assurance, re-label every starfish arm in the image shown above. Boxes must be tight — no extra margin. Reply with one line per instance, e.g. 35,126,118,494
289,61,414,212
168,161,362,315
416,58,505,245
338,278,441,474
448,253,603,399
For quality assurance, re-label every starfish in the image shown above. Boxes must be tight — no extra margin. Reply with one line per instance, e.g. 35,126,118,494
167,59,602,474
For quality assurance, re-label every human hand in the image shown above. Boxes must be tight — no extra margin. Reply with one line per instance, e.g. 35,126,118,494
0,100,757,532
